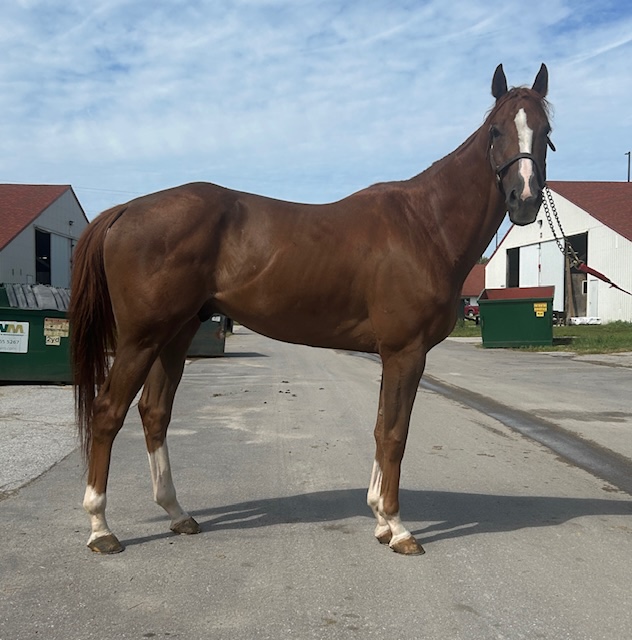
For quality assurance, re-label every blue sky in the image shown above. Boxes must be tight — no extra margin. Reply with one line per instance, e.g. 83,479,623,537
1,0,631,251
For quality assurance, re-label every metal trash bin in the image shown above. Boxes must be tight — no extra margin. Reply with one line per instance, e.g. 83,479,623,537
188,314,226,357
479,286,554,348
0,283,72,383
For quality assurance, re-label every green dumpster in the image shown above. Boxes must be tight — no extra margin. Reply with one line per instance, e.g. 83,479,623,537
0,283,72,383
479,286,554,348
188,314,226,357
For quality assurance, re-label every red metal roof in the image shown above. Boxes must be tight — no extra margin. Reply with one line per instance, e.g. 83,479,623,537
0,184,71,250
462,262,486,297
547,181,632,242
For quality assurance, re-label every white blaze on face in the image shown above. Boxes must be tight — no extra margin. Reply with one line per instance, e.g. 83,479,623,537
514,107,535,199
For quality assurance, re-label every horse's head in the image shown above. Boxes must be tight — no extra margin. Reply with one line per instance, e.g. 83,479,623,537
489,64,554,226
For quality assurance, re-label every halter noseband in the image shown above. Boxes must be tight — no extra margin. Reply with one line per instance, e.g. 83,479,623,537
493,151,545,190
490,134,555,193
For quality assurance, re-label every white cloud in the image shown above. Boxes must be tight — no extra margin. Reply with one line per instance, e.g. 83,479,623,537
0,0,631,219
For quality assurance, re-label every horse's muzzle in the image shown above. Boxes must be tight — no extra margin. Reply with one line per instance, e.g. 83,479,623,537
507,189,542,226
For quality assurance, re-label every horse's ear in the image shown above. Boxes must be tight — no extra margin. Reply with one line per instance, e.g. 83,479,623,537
492,64,508,100
532,63,548,97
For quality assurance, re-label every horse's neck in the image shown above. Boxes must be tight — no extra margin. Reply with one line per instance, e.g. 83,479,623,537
407,127,506,274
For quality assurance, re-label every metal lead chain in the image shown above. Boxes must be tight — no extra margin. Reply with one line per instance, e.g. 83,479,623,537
542,185,565,254
542,185,581,268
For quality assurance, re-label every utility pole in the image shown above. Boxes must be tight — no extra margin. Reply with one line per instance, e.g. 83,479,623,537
626,151,631,182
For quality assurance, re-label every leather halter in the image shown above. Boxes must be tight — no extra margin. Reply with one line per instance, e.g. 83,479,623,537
490,135,555,193
492,150,545,191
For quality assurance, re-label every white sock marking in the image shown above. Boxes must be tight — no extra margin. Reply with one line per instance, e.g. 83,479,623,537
367,459,390,537
367,459,382,512
367,459,412,543
148,444,188,525
83,485,112,544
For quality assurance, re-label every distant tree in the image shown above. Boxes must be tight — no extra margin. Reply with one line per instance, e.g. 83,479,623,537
477,256,490,265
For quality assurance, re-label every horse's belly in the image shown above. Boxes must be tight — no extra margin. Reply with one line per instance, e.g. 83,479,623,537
227,308,378,353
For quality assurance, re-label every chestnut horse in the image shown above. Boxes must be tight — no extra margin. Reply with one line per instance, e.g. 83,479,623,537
70,64,553,555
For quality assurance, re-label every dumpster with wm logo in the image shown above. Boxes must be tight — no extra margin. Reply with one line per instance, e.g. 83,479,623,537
479,286,555,348
0,283,72,383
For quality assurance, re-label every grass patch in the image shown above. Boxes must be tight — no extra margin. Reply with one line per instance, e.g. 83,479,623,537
451,320,632,353
451,319,482,338
539,321,632,354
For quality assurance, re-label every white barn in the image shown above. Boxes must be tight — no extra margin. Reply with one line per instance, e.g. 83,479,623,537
0,185,88,288
486,181,632,323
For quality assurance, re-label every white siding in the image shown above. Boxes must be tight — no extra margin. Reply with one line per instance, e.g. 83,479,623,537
486,189,632,322
485,249,507,289
34,190,87,241
539,240,564,311
0,224,35,283
587,226,632,322
588,279,599,317
519,244,539,287
50,233,72,287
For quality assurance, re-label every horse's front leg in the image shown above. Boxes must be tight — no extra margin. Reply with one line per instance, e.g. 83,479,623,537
367,379,392,544
138,318,201,536
369,347,426,555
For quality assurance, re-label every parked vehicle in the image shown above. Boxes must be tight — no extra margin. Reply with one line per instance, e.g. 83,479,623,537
464,303,480,321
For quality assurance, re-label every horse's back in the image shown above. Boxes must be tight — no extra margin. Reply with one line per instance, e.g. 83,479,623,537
99,180,455,352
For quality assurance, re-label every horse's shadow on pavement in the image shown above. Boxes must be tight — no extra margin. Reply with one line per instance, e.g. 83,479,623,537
122,488,632,549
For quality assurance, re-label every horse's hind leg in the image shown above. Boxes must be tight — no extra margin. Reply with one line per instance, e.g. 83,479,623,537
84,342,162,553
138,317,201,536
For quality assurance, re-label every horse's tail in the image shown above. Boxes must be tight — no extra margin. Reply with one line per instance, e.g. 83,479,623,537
69,205,126,461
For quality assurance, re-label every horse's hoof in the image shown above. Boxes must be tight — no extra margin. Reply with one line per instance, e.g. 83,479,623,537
390,535,425,556
88,533,124,554
171,516,201,535
376,529,393,545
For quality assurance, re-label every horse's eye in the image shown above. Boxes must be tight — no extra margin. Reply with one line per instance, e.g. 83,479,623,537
490,125,502,139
